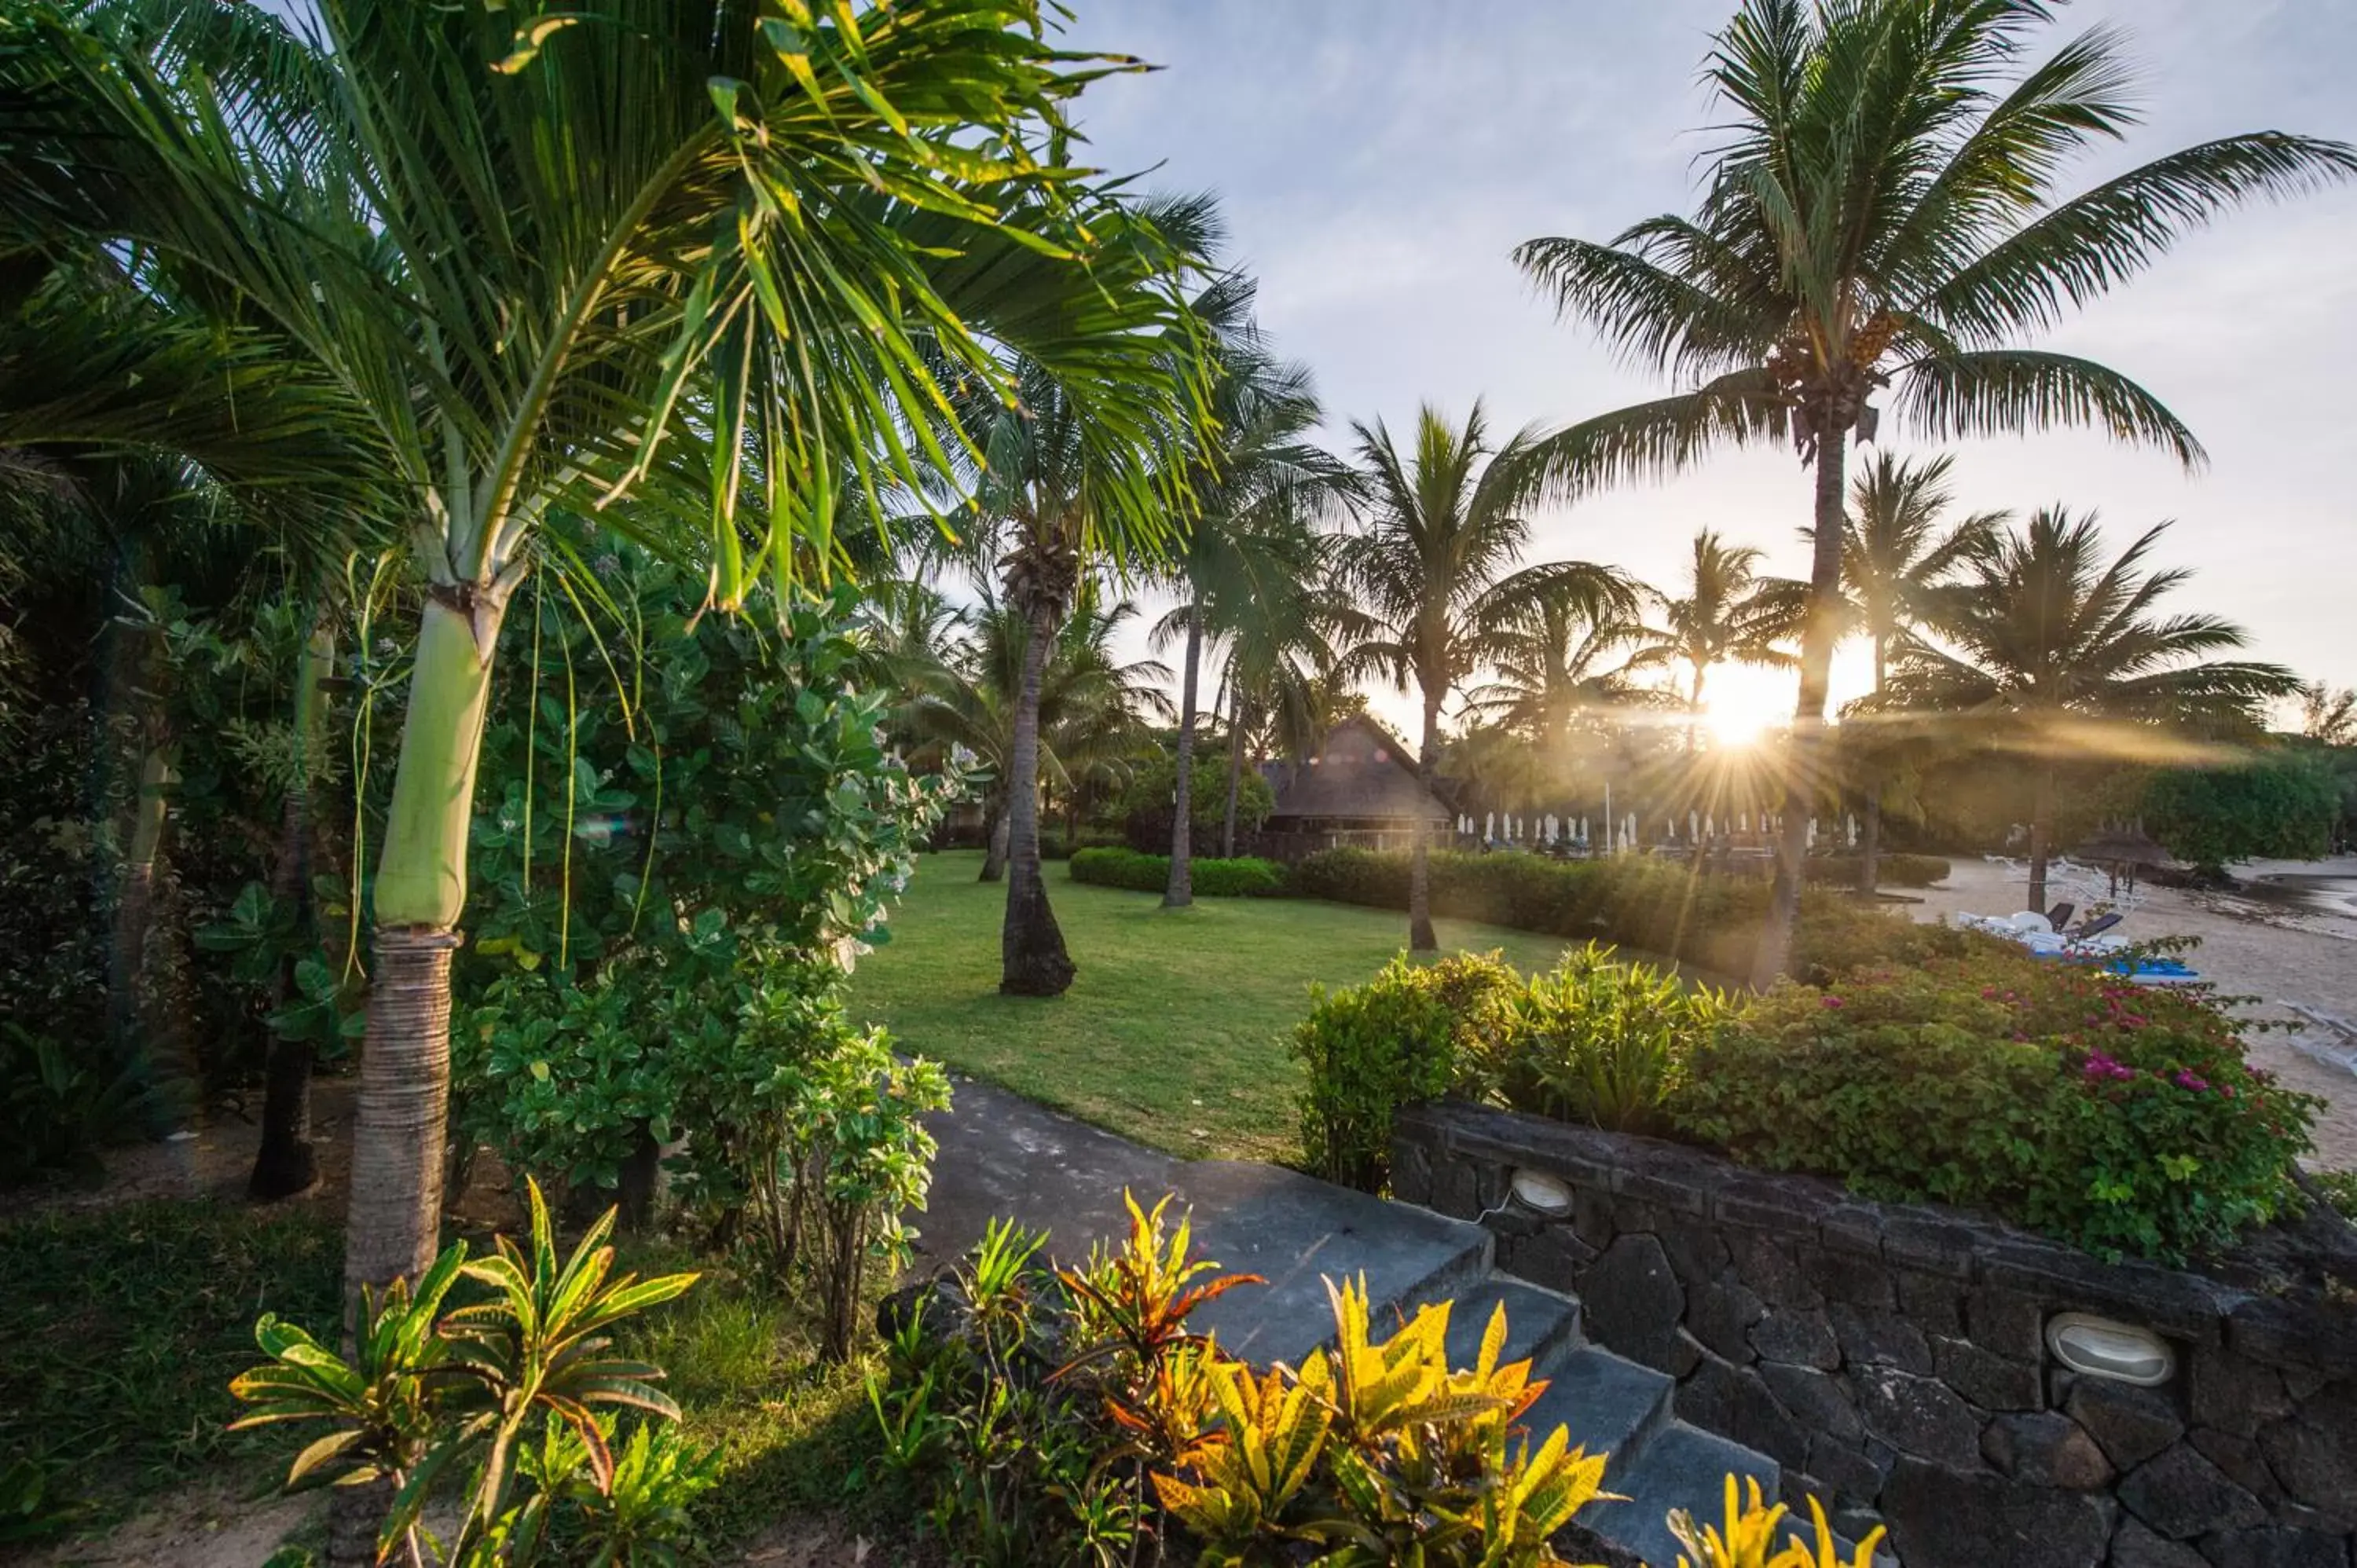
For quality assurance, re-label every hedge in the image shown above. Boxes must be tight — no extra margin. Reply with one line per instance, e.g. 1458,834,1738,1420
1068,846,1289,897
1287,848,1970,981
1802,852,1951,888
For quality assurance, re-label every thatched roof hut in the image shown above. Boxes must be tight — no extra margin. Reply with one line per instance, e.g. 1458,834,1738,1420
1266,715,1452,834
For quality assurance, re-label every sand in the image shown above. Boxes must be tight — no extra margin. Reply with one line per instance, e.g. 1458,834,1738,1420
1904,855,2357,1172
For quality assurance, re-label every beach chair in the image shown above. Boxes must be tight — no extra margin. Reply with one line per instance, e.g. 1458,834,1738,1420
2045,901,2075,932
2069,911,2123,940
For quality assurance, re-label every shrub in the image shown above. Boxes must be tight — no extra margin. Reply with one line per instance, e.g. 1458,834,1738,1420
873,1192,1609,1568
1290,952,1520,1190
1289,848,1970,981
1802,852,1951,888
1069,845,1288,897
1670,952,2321,1262
231,1181,711,1566
1114,752,1274,848
1476,945,1736,1136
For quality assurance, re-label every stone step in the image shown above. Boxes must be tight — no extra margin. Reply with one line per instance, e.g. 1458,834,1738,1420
1578,1420,1780,1568
1178,1160,1493,1369
1519,1344,1679,1491
1417,1276,1583,1375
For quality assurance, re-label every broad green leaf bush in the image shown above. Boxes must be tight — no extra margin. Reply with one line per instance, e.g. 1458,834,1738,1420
872,1192,1609,1567
1113,751,1274,845
1069,845,1288,897
1288,848,1970,980
1671,956,2322,1263
1476,945,1736,1136
1290,952,1520,1190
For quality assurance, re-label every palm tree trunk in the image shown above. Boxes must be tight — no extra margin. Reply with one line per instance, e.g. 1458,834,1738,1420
2027,765,2055,915
109,744,174,1046
1409,686,1442,952
1222,681,1247,859
1164,601,1203,907
1000,599,1075,995
1754,424,1849,988
1857,637,1886,898
979,796,1008,881
346,588,505,1302
252,612,335,1201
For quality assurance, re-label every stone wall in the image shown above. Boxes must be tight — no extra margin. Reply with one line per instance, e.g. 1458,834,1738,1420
1393,1101,2357,1568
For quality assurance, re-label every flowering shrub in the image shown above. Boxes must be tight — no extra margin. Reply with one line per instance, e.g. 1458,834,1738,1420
1671,953,2320,1262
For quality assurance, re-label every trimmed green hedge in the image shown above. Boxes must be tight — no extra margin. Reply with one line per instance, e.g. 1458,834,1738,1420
1802,852,1951,888
1288,848,1968,981
1068,846,1289,898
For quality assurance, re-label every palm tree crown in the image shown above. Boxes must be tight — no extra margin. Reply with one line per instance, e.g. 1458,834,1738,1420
1638,530,1802,741
1516,0,2353,979
1894,508,2298,908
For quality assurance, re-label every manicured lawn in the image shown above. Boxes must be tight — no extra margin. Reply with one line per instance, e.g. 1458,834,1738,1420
846,849,1586,1164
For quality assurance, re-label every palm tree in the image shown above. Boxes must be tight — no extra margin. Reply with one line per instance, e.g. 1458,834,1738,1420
1636,531,1802,751
1893,511,2298,912
947,193,1221,992
1516,0,2355,983
904,590,1170,880
1155,331,1340,905
1814,452,2003,890
3,1,1205,1319
1464,595,1662,762
2297,682,2357,747
1338,402,1631,950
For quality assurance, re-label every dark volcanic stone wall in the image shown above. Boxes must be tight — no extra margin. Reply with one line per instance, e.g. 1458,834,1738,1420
1394,1101,2357,1568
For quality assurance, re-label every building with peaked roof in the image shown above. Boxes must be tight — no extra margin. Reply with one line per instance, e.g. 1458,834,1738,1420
1263,714,1453,852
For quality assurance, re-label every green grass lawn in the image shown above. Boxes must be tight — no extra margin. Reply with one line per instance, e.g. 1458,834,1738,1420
846,848,1589,1164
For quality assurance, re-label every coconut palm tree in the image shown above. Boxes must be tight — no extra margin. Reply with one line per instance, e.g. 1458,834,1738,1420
1893,510,2297,912
2297,683,2357,747
1516,0,2355,982
1,0,1207,1321
1463,594,1666,767
1635,531,1803,752
1338,402,1632,950
944,193,1222,991
904,590,1171,880
1813,452,2003,890
1153,343,1345,902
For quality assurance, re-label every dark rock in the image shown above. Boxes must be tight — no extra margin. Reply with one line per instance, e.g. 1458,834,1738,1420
1882,1208,1983,1278
1681,1350,1812,1469
2227,1298,2357,1376
1981,1410,2116,1491
1577,1233,1686,1372
1897,1269,1967,1335
1881,1456,2117,1568
2069,1379,2187,1470
1714,1171,1842,1233
1432,1157,1481,1221
1666,1326,1706,1379
1761,1360,1864,1444
2118,1444,2267,1540
2188,1427,2284,1508
1734,1231,1826,1309
1609,1192,1668,1238
1658,1214,1732,1283
2197,1526,2351,1568
1821,1204,1886,1256
2258,1402,2357,1526
1855,1365,1984,1469
1497,1223,1597,1294
1807,1245,1900,1309
1967,1287,2050,1362
1934,1335,2044,1412
1571,1185,1618,1253
1688,1277,1767,1361
1831,1302,1935,1374
1390,1136,1435,1207
1808,1432,1890,1504
2188,1351,2293,1438
2110,1519,2209,1568
1752,1306,1842,1370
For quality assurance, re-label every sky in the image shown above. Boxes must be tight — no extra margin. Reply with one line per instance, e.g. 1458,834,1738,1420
1054,0,2357,738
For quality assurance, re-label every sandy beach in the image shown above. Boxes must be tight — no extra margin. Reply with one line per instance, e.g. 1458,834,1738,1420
1904,855,2357,1173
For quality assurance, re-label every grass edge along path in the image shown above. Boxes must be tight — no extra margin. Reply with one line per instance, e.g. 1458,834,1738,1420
846,848,1601,1164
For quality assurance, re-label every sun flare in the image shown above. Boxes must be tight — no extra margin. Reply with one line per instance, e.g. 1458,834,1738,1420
1702,698,1778,749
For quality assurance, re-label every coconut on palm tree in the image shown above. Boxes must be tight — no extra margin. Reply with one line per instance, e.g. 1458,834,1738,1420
2,0,1209,1321
1813,452,2003,891
1338,402,1631,950
1637,530,1803,752
1893,510,2298,912
1517,0,2355,983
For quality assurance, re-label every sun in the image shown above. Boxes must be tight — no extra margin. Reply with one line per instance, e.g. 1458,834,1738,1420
1702,696,1778,749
